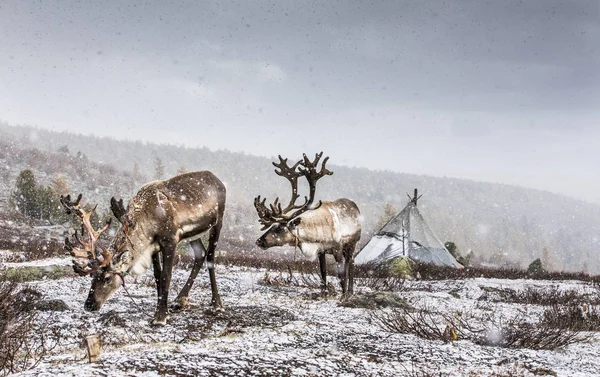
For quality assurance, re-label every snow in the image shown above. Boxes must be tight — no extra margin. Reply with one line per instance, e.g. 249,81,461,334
1,257,72,268
7,260,600,377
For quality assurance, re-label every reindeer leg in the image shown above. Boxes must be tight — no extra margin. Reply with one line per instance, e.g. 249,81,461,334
318,252,327,291
152,238,175,326
333,251,347,296
152,251,162,303
173,238,207,310
342,243,355,298
206,220,223,310
347,242,356,296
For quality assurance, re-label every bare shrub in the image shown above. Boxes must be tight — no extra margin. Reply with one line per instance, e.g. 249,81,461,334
374,303,586,350
414,263,600,283
0,283,61,375
259,266,322,289
370,304,455,342
354,263,406,291
541,304,600,332
476,316,583,350
0,212,66,262
479,286,599,306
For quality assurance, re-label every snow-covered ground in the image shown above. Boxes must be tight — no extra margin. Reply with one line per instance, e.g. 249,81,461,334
1,256,72,268
6,261,600,377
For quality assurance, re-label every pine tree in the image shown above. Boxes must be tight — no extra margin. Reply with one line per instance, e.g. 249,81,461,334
132,162,143,184
527,258,545,275
153,157,165,180
376,202,397,229
177,164,188,175
11,169,39,218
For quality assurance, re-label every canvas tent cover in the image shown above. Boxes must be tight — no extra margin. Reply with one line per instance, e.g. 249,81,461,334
355,197,462,268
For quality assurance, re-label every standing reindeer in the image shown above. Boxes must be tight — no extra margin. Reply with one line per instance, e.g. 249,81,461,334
61,171,226,326
254,152,361,296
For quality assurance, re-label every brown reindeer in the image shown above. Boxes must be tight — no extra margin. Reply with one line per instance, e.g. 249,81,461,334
254,152,361,296
61,171,226,326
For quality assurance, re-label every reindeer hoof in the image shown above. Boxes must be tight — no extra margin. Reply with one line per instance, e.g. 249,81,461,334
339,292,353,301
171,297,190,311
205,304,225,316
151,315,170,326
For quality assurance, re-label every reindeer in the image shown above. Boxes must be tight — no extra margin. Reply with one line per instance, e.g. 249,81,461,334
61,171,226,326
254,152,361,297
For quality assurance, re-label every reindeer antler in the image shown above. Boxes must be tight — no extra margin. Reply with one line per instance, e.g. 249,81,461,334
61,194,113,276
253,196,282,230
254,152,333,228
298,152,333,209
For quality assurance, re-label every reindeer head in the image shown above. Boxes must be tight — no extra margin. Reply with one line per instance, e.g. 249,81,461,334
60,194,121,311
254,152,332,249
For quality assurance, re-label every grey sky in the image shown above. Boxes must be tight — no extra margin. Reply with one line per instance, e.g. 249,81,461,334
1,0,599,203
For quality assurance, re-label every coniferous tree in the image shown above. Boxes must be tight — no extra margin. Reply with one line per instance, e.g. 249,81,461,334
132,162,143,184
376,202,398,229
11,169,39,218
153,157,165,180
177,164,188,175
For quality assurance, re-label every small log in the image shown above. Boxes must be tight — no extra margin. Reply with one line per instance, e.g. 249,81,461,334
84,334,101,362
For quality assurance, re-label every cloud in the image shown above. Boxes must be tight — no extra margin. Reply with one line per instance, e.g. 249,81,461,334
0,0,599,203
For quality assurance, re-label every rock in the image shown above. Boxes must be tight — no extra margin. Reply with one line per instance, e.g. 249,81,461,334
36,299,70,311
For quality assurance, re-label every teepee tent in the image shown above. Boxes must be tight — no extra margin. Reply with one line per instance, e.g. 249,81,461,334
355,189,463,268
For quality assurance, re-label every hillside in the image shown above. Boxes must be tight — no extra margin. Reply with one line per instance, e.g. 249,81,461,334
1,123,599,273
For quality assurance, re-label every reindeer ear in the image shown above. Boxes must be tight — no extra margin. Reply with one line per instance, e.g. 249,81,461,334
110,197,128,223
288,217,302,229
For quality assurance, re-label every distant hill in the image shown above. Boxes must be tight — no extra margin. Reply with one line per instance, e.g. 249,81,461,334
1,122,599,273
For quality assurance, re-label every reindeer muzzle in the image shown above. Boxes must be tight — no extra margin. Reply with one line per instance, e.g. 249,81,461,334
84,297,101,312
255,238,268,249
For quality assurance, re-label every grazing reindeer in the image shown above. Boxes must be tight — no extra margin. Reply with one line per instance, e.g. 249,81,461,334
61,171,226,326
254,152,361,296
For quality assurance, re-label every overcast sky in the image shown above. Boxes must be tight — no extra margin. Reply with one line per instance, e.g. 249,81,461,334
1,0,599,203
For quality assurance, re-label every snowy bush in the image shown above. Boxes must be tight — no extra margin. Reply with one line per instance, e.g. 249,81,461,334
0,283,61,375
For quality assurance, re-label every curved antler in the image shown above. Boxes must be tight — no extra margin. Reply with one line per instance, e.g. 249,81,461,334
298,152,332,206
253,196,281,230
254,152,333,228
61,194,113,276
272,155,308,213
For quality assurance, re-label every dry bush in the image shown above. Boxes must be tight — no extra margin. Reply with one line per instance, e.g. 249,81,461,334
541,304,600,332
357,274,406,291
479,286,599,306
0,283,61,375
370,304,454,342
259,266,323,289
0,212,65,262
414,263,600,283
374,303,586,350
354,263,406,291
477,317,583,350
453,308,586,350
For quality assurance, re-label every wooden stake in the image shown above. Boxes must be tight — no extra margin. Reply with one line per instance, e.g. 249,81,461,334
84,334,101,362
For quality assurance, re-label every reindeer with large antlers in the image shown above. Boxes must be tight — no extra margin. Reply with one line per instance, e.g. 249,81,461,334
255,152,361,297
62,171,226,326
